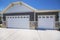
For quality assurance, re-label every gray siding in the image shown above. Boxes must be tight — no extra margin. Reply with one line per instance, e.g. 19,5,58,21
5,4,33,13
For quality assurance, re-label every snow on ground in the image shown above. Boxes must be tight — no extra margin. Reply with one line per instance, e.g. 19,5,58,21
0,28,60,40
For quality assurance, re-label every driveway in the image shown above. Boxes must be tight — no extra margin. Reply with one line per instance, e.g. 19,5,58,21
0,28,60,40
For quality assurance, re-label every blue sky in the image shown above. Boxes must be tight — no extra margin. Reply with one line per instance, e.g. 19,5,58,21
0,0,60,11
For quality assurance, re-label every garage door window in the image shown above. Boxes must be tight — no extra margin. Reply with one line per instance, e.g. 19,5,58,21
50,16,53,18
46,16,49,18
42,16,45,18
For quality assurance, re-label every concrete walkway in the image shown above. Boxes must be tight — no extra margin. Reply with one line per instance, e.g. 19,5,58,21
0,28,60,40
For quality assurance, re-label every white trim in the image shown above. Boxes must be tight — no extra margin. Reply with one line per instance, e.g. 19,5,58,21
1,4,13,13
35,10,60,12
12,1,37,11
21,2,37,11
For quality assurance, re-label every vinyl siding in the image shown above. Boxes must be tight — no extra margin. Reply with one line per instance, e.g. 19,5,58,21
5,4,33,13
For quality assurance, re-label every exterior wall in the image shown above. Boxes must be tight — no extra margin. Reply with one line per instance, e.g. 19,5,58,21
3,12,59,29
56,12,60,29
5,4,33,13
59,12,60,22
3,12,35,29
30,21,37,29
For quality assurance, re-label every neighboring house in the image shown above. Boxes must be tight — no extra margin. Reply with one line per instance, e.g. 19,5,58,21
1,1,60,30
0,12,2,27
0,12,2,24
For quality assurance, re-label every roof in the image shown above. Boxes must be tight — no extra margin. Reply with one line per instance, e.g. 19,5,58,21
1,1,37,13
1,1,60,13
35,10,60,12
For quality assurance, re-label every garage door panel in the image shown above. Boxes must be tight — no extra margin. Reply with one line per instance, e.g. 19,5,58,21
6,15,30,29
38,15,55,29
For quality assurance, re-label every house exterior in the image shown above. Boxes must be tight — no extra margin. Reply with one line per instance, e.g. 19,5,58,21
1,2,60,30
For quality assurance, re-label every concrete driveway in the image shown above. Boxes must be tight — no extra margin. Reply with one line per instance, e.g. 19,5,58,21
0,28,60,40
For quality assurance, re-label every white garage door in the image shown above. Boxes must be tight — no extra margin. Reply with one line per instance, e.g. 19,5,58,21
38,15,55,29
6,15,30,29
